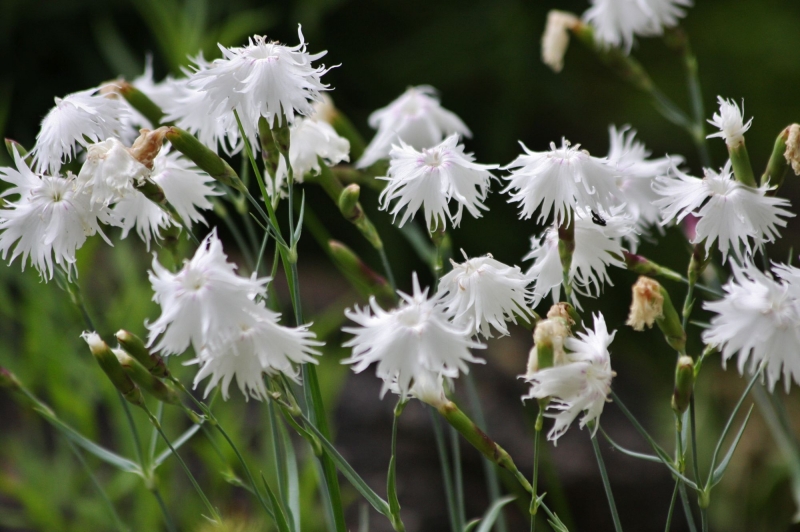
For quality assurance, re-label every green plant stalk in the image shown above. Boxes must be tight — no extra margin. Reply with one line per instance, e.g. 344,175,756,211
591,433,623,532
450,424,466,527
430,409,462,532
664,482,679,532
761,126,791,190
728,142,757,187
115,80,167,128
676,412,699,532
531,407,544,532
388,401,406,532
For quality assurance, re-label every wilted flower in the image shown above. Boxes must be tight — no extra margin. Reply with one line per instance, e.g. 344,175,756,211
707,96,753,147
653,161,793,262
357,86,471,169
523,313,616,442
378,134,497,230
342,273,485,397
584,0,692,52
626,276,664,330
503,139,622,226
287,116,350,179
542,10,580,73
437,251,533,338
77,138,151,207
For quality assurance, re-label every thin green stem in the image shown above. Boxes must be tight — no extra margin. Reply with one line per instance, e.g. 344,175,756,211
681,281,695,331
665,481,679,532
151,486,178,532
689,397,702,497
378,245,398,293
148,401,164,466
679,483,699,532
431,409,461,532
65,438,128,532
591,433,623,532
531,408,544,532
119,393,145,467
449,425,466,527
145,407,221,523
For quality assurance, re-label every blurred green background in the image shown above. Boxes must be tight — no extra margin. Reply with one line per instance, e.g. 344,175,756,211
1,0,800,531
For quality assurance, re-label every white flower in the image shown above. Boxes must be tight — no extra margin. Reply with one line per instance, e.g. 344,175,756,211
503,139,622,227
191,302,321,400
525,207,633,307
146,229,270,355
187,27,330,147
32,88,129,174
112,190,170,250
707,96,752,147
0,149,109,279
584,0,691,52
523,313,616,442
387,369,450,408
357,86,471,169
379,134,497,230
436,250,533,338
342,273,485,397
287,116,350,178
77,138,150,207
542,10,580,73
703,263,800,393
653,162,793,262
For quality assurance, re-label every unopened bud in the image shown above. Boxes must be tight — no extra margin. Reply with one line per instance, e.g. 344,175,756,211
622,251,682,283
5,138,29,159
0,367,20,389
115,330,169,377
338,184,362,222
329,240,394,303
542,10,579,73
83,332,144,407
672,356,695,414
165,127,242,190
784,124,800,176
546,302,578,328
114,349,180,405
127,127,169,170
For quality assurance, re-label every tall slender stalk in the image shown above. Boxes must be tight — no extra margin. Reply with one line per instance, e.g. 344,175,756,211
591,433,623,532
430,409,462,532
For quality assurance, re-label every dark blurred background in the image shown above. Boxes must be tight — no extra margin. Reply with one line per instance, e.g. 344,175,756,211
2,0,800,531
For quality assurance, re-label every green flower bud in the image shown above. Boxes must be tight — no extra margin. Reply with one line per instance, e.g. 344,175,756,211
0,367,20,390
672,356,695,414
622,251,682,283
115,330,169,377
114,349,180,405
328,240,394,303
83,332,144,407
338,184,362,222
112,80,166,128
760,125,793,191
165,127,242,190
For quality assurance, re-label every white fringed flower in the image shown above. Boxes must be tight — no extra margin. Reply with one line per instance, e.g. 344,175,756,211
287,116,350,178
0,149,109,279
77,138,150,207
32,88,129,174
378,134,497,230
112,190,170,250
703,263,800,393
342,273,485,397
525,208,633,307
388,369,450,408
147,229,269,355
524,313,616,442
437,251,533,338
187,27,330,147
584,0,691,52
357,86,471,169
653,162,793,262
707,96,752,147
542,10,580,73
191,303,321,400
503,139,622,226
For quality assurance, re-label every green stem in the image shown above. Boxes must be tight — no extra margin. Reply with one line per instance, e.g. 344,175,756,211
119,393,145,467
689,397,702,498
431,409,462,532
450,425,466,527
679,483,699,532
378,245,398,293
151,486,178,532
665,481,679,532
145,407,221,523
531,408,544,532
591,433,623,532
65,438,129,532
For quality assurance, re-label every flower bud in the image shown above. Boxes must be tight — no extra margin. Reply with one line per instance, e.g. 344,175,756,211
671,356,695,414
115,330,169,377
4,138,29,159
546,302,578,328
83,332,144,407
542,10,579,73
528,319,570,374
622,251,682,283
0,366,20,390
165,127,242,190
114,349,180,405
784,124,800,176
106,80,166,129
627,277,686,353
338,184,362,222
328,240,394,303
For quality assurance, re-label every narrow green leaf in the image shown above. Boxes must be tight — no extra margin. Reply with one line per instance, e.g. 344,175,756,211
153,423,203,467
398,223,436,268
263,474,292,532
600,428,661,463
708,368,761,479
710,405,754,487
464,519,481,532
293,191,306,244
279,415,301,532
299,412,391,517
475,496,516,532
49,416,140,474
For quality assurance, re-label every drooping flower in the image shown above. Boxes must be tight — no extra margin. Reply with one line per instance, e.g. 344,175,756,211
190,302,321,400
0,149,110,279
387,368,450,408
584,0,692,52
146,229,270,355
32,88,129,174
187,27,330,147
703,263,800,393
77,138,151,207
542,10,580,73
437,250,533,338
524,313,616,442
357,86,471,169
342,273,485,397
525,207,634,307
606,125,677,247
707,96,752,147
653,161,793,262
503,139,622,227
378,134,497,230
